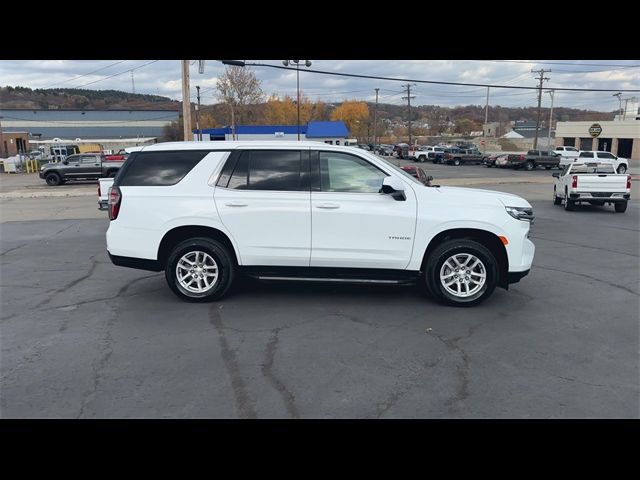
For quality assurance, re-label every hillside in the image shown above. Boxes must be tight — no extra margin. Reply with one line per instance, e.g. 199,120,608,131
0,86,180,110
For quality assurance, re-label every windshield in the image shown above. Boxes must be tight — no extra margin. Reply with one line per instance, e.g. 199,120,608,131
570,163,616,174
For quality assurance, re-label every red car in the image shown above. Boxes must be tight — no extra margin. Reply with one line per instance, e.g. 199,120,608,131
400,165,432,185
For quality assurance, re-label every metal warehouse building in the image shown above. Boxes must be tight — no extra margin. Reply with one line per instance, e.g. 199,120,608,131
0,109,180,140
195,121,351,144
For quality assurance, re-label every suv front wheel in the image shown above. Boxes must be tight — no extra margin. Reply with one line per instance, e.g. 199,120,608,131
165,237,235,302
424,239,498,307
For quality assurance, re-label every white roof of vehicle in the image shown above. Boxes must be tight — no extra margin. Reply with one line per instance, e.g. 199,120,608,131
137,140,353,152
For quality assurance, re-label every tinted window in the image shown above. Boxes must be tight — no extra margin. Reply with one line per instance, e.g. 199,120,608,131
225,150,303,191
118,151,208,186
579,152,594,158
567,147,578,152
248,150,302,191
598,152,615,159
81,155,98,164
66,155,81,163
227,151,249,189
320,151,387,193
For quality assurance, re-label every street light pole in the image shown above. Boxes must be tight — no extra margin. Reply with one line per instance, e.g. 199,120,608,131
196,85,201,141
283,60,312,141
545,89,554,149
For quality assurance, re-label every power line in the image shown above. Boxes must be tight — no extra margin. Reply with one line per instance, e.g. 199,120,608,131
41,60,130,89
487,60,640,68
71,60,160,89
239,62,640,92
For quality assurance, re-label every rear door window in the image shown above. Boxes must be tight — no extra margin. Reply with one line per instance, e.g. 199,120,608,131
117,150,209,186
223,150,305,191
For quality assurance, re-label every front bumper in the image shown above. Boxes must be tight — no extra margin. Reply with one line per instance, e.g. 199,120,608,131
38,171,45,179
508,269,530,284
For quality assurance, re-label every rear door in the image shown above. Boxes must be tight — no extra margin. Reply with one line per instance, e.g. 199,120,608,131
310,150,417,269
215,149,311,266
80,154,102,177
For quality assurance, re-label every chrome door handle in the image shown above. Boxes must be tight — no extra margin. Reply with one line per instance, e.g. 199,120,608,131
225,202,248,207
316,203,340,209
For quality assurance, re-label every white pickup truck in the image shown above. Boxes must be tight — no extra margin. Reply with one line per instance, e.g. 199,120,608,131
409,146,445,163
552,162,631,212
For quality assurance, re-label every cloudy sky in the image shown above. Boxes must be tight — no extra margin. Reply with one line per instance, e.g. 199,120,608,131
2,60,638,111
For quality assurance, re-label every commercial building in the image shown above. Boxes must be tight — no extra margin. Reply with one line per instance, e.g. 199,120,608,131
555,101,640,160
0,131,30,157
0,109,179,140
195,120,351,144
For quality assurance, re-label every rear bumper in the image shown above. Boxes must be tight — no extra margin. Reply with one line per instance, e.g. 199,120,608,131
508,269,530,284
108,252,162,272
568,192,630,202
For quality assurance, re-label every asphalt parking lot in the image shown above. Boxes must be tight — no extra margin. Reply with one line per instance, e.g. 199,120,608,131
1,164,638,418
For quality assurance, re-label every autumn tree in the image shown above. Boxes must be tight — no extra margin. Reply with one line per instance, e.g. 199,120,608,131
330,100,370,138
216,66,263,138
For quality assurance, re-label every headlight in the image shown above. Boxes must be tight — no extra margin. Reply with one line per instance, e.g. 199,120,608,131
40,166,45,171
505,206,534,222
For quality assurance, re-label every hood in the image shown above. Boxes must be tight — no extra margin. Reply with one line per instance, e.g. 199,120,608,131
41,161,60,169
433,185,532,208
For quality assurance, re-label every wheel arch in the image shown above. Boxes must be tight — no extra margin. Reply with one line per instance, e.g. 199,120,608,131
421,228,509,289
157,225,239,269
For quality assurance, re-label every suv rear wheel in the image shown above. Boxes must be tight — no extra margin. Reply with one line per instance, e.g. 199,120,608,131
424,239,498,307
165,237,235,302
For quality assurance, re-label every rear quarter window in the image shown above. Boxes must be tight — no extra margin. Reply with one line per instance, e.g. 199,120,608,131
116,151,209,186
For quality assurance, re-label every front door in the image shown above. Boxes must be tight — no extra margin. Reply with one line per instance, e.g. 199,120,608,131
215,149,311,266
64,154,83,177
310,150,417,269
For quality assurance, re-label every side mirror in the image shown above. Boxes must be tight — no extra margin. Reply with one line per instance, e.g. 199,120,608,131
381,176,406,201
552,172,560,178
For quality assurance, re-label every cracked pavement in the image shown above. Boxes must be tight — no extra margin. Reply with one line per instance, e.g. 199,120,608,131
0,178,638,418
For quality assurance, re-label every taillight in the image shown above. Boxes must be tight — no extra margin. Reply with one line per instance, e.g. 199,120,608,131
108,186,122,220
627,175,632,189
520,155,525,160
571,175,578,189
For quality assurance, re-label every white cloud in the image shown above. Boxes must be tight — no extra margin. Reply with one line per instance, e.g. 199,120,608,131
1,59,638,111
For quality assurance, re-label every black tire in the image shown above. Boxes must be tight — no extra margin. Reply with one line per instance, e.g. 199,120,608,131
424,239,499,307
617,165,627,174
165,237,235,302
553,186,562,205
106,170,117,178
418,155,426,163
525,161,534,171
45,172,61,186
453,158,461,166
564,188,575,211
614,201,627,213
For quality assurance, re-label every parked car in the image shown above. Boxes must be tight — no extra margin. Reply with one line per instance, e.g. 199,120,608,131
554,146,580,158
482,154,503,167
410,146,445,163
394,143,410,159
39,153,124,186
552,162,631,212
443,148,485,166
376,145,394,156
105,141,535,307
504,150,561,170
577,151,629,174
400,165,433,185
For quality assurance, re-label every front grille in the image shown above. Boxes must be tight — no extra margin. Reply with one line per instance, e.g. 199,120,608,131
591,192,612,197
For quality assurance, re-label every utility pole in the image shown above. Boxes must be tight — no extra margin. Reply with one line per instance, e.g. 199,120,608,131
532,69,551,150
373,88,379,151
181,60,193,141
545,89,555,149
483,86,490,153
0,116,5,158
402,84,416,146
613,92,623,117
196,85,201,141
131,70,135,94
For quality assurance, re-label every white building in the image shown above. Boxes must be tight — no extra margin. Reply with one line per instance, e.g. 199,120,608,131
555,99,640,160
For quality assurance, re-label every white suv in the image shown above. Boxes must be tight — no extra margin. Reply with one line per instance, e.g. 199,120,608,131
106,141,535,306
577,151,629,174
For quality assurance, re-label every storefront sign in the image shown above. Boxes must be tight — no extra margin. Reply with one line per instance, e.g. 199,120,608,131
589,123,602,137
